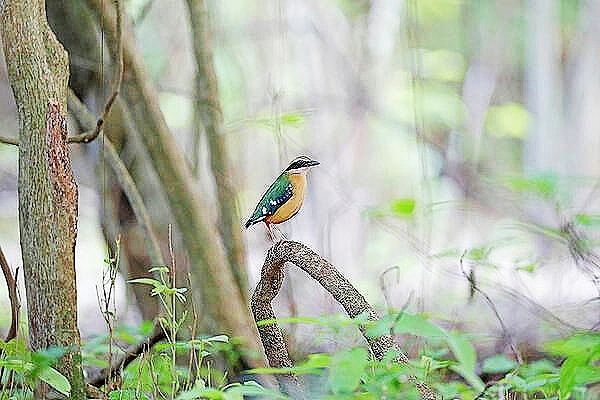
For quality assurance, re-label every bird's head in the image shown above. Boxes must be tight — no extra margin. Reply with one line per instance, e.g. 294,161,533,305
285,155,320,175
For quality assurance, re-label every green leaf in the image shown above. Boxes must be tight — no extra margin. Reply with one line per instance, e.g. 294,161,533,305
445,331,476,371
575,214,600,227
481,354,518,374
246,353,331,375
279,112,306,127
109,389,137,400
394,313,446,338
559,357,579,399
148,266,169,273
31,346,69,365
449,364,485,392
516,264,536,273
390,198,416,216
176,387,223,400
328,348,368,394
485,102,531,139
0,359,27,372
545,333,600,358
128,278,162,287
37,367,71,396
224,381,289,399
505,174,558,199
445,331,485,391
524,373,559,392
366,313,446,339
201,334,229,344
466,247,487,261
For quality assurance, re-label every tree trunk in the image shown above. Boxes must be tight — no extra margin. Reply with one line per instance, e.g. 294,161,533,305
0,1,86,399
186,0,248,299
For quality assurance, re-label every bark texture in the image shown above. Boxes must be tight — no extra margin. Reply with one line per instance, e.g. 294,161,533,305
0,2,85,398
251,241,438,400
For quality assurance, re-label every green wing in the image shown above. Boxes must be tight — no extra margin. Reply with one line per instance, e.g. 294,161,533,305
245,173,293,227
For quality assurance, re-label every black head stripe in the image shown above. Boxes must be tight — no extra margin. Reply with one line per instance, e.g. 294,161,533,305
285,161,305,171
285,156,314,171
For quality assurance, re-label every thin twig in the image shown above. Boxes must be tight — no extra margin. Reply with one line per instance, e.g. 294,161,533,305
379,265,400,309
68,0,123,144
0,135,18,146
459,251,523,364
0,245,19,342
561,221,600,298
0,245,19,394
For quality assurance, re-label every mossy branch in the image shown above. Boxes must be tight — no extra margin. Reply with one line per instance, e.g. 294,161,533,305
251,241,438,400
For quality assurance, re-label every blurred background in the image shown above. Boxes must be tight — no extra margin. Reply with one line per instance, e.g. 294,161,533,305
1,0,600,362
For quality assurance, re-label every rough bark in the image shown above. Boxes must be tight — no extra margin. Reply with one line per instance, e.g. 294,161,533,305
0,2,85,398
185,0,248,298
82,0,263,365
251,241,438,400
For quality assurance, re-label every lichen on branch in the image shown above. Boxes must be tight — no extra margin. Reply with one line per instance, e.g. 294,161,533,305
251,241,438,400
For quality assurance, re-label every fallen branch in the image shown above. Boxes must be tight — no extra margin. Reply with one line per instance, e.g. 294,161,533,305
251,241,438,399
88,322,166,388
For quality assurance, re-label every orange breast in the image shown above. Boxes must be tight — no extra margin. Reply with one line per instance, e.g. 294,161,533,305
265,173,307,224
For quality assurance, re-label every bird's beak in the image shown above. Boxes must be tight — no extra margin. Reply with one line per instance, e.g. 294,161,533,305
307,160,320,167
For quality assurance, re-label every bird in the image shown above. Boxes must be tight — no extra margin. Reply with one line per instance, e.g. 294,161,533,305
245,155,320,241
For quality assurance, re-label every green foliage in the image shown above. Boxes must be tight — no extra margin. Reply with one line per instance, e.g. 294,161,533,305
481,354,518,374
247,315,600,399
504,173,559,199
176,380,288,400
328,348,368,395
0,339,71,398
367,198,416,219
545,333,600,399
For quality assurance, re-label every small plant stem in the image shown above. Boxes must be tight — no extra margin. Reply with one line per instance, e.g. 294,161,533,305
169,224,177,399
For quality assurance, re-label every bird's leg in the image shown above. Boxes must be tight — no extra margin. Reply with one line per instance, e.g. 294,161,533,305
273,225,288,242
265,222,276,243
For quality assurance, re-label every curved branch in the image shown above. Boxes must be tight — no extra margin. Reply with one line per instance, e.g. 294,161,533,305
251,241,437,400
0,245,19,342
